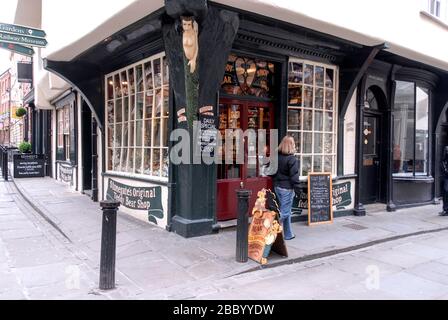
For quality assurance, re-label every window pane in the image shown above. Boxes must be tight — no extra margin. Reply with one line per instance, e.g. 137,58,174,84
129,95,135,122
152,149,161,176
116,124,122,148
313,156,323,172
123,97,129,122
288,62,303,83
154,58,162,88
314,133,323,153
107,77,114,100
136,93,144,120
114,75,121,98
314,111,323,131
315,66,324,87
303,110,312,131
163,87,169,117
107,101,114,126
324,112,333,132
136,121,143,146
304,86,313,108
393,81,415,175
153,118,161,147
121,71,128,96
288,109,301,130
163,57,169,86
324,134,333,154
144,62,153,90
162,149,169,178
324,156,332,173
136,65,144,92
325,69,334,88
114,148,121,171
303,133,312,153
108,149,113,171
145,93,153,119
288,85,302,106
144,120,152,147
116,99,122,123
302,156,312,176
304,65,314,85
128,68,135,95
121,148,128,171
123,123,128,147
135,149,143,174
128,148,134,172
315,88,324,109
129,121,135,147
290,131,301,154
162,117,168,147
415,87,429,175
107,124,114,149
325,89,334,110
143,148,151,175
155,89,162,117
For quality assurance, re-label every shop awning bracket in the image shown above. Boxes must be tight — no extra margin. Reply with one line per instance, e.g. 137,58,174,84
43,58,104,130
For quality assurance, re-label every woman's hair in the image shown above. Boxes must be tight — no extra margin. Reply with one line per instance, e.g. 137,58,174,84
278,135,296,155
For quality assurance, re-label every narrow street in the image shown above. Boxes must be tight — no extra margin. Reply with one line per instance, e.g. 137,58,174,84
1,175,448,300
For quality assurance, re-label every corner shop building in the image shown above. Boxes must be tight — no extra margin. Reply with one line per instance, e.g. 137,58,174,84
26,0,448,238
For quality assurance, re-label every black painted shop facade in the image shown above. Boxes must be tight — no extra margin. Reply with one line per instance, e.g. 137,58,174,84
43,2,448,238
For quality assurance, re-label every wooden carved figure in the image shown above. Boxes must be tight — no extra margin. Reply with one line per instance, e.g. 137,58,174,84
181,16,198,73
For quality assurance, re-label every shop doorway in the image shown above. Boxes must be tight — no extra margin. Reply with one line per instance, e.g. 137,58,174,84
360,87,388,204
81,102,92,194
217,98,274,221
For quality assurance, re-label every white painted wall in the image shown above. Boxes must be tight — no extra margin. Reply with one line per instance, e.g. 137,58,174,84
344,90,357,176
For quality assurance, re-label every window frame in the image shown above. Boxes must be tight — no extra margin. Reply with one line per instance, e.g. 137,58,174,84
105,52,169,182
56,104,72,162
392,80,431,178
287,58,339,180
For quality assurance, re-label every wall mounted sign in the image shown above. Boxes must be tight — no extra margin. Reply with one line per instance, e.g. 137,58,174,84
308,173,333,226
294,181,352,212
248,189,288,265
13,154,45,178
106,179,164,225
196,105,217,155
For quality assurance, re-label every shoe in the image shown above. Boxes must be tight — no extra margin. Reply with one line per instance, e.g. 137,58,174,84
285,234,296,240
439,211,448,216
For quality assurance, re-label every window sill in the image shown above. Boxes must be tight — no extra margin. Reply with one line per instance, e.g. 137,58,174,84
393,175,434,183
103,171,169,186
420,11,448,30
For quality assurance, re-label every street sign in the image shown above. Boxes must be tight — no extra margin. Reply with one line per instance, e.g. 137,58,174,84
0,41,34,57
0,32,47,48
0,22,46,39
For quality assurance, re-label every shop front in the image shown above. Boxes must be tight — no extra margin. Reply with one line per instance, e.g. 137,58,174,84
42,0,448,238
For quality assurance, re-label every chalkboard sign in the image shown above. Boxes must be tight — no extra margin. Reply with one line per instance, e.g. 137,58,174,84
13,154,45,178
308,173,333,226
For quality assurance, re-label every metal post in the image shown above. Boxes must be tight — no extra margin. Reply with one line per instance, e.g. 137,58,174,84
236,189,252,263
99,200,120,290
3,147,8,181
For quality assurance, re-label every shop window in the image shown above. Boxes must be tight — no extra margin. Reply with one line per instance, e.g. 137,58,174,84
393,81,429,177
221,54,275,99
287,59,338,178
56,105,72,162
105,53,169,179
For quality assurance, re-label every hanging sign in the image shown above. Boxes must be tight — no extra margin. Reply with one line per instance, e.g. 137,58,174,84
248,189,288,265
0,42,34,57
308,173,333,226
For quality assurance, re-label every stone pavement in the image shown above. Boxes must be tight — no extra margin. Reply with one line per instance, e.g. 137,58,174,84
3,174,448,299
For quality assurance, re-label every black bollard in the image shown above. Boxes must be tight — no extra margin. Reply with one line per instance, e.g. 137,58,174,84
99,200,120,290
236,189,252,263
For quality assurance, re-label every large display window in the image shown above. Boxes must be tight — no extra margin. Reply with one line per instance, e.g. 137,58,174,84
105,53,169,179
287,59,338,178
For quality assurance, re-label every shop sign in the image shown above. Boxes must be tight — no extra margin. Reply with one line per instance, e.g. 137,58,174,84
106,179,164,225
308,173,333,226
59,164,73,184
13,154,45,178
293,181,352,212
248,190,287,265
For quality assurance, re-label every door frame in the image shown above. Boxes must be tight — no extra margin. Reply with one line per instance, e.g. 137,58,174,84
216,97,275,220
